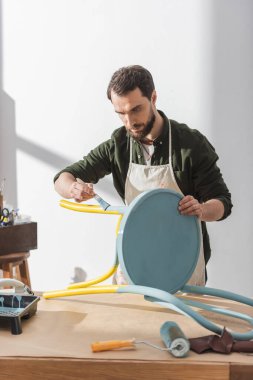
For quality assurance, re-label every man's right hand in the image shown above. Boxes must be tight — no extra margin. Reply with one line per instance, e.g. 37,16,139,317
54,172,95,202
70,178,95,202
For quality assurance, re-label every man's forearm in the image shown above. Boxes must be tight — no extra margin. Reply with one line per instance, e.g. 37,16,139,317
54,172,76,198
179,195,225,221
200,199,225,222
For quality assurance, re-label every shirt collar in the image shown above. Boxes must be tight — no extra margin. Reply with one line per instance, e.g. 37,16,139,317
152,110,169,146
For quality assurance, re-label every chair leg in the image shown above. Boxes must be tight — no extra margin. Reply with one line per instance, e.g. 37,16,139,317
2,262,13,279
15,265,21,280
2,262,14,289
19,259,31,288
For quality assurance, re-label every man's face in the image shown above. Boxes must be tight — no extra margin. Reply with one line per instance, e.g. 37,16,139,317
111,87,156,141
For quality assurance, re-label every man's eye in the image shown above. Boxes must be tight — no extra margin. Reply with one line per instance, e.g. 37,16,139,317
132,107,141,113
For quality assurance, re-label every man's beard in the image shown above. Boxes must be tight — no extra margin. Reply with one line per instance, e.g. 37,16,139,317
128,110,156,141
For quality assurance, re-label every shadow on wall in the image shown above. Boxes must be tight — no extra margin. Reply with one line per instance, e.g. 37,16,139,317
16,136,114,197
0,88,75,208
0,0,113,208
71,267,87,283
0,91,17,207
0,0,17,206
207,0,253,295
210,0,253,232
0,116,113,208
0,0,76,205
211,0,253,176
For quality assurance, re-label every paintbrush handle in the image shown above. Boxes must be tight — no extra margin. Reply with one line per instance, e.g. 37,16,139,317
91,339,135,352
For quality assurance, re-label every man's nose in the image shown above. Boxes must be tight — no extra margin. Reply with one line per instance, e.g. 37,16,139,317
124,114,134,128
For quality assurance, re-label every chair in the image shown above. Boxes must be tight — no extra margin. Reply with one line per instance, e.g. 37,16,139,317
0,222,37,289
0,252,31,287
43,190,253,341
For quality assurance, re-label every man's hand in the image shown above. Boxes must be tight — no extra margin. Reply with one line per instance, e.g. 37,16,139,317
54,172,95,201
178,195,203,218
178,195,225,222
69,178,95,202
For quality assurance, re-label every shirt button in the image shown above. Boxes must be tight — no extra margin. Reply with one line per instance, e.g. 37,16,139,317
160,141,163,145
138,155,141,158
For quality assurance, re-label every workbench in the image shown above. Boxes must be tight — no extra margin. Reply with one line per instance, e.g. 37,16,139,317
0,292,252,379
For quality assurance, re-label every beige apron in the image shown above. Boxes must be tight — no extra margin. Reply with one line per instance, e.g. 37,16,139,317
115,120,205,286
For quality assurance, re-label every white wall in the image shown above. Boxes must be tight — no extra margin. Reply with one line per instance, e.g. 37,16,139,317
205,1,253,295
0,0,252,295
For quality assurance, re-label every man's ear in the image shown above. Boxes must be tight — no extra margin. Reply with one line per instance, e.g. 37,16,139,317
151,90,157,105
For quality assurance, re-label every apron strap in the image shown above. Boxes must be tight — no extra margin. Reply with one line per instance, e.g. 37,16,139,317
168,120,177,184
169,120,172,164
129,138,133,163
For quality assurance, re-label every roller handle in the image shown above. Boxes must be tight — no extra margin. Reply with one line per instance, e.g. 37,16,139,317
91,339,135,352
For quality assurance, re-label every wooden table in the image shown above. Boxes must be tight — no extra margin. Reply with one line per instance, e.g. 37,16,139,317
0,222,37,254
0,222,37,287
0,292,252,380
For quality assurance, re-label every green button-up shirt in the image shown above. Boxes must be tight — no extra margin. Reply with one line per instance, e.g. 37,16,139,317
54,111,232,267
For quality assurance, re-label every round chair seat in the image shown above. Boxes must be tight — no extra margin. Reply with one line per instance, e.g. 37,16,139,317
117,189,201,294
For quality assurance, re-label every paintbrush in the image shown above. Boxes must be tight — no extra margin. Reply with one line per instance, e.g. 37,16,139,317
76,178,111,210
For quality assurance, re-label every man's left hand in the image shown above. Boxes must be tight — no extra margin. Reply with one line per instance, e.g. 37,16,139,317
178,195,203,219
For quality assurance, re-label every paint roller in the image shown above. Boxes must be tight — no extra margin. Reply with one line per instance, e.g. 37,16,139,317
91,321,190,358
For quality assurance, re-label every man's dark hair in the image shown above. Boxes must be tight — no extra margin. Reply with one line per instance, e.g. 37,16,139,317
107,65,155,101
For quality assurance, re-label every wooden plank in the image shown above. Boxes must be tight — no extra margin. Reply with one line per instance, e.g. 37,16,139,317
230,364,253,380
0,222,37,254
0,358,229,380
